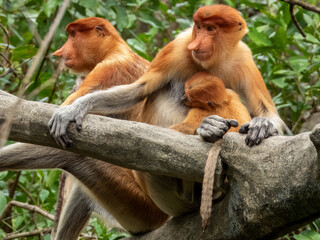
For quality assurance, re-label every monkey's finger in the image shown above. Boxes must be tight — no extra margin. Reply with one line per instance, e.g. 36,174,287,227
48,118,54,131
239,123,249,134
55,136,67,149
205,115,225,122
245,127,257,147
61,134,73,147
265,125,278,138
197,126,225,143
252,121,269,145
226,119,238,128
52,136,65,148
75,116,83,132
48,117,58,136
202,117,229,132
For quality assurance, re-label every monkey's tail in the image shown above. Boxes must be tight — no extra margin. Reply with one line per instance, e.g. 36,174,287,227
200,140,222,231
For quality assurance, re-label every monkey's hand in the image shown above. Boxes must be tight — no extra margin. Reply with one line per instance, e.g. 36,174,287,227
48,102,88,148
239,117,278,147
197,115,238,143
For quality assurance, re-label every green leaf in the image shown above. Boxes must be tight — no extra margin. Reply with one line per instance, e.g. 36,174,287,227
294,230,320,240
248,27,272,47
138,11,162,29
11,45,38,61
46,170,60,188
127,38,147,54
42,0,59,17
0,191,7,214
93,219,103,236
0,171,8,180
273,69,295,75
313,81,320,88
271,77,288,88
0,228,5,239
40,189,50,203
78,0,98,10
303,13,314,27
274,26,288,48
114,6,128,31
288,56,309,73
13,215,25,229
305,33,320,44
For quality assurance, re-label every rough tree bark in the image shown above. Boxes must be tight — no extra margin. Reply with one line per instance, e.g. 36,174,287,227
0,92,320,240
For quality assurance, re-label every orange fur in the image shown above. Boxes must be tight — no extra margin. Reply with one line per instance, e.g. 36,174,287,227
52,17,169,234
188,5,279,121
53,6,283,232
171,72,251,134
46,5,284,236
54,17,149,108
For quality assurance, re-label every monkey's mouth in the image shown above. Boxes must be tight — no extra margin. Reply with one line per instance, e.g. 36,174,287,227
64,59,74,68
192,51,210,61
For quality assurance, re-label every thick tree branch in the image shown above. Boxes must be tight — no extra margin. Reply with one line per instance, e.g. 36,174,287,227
0,92,212,182
128,126,320,240
1,92,320,239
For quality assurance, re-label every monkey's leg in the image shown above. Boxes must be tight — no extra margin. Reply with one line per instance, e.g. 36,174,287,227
0,143,168,233
54,182,92,240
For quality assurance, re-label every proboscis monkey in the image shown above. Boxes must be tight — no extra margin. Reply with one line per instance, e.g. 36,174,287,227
170,71,251,135
0,4,284,238
171,72,252,229
1,17,167,240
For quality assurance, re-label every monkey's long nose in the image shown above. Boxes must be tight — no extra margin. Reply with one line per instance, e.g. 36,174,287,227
187,39,201,51
52,48,63,57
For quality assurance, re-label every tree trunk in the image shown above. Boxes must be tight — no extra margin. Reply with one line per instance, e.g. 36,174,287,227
1,91,320,239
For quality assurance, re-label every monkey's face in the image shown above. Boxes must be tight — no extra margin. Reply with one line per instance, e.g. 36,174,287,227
188,22,215,62
52,18,120,74
188,5,248,64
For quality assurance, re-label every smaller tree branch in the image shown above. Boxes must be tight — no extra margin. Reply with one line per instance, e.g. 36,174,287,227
280,0,320,14
280,0,320,38
3,227,52,240
0,200,55,222
289,4,306,38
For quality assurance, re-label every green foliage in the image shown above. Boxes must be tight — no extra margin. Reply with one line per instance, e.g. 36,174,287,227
294,230,320,240
236,0,320,130
0,0,319,239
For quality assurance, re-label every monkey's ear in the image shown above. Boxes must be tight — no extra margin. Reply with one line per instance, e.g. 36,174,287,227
95,26,106,37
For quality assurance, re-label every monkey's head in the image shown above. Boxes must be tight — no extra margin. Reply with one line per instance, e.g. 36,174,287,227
185,72,228,110
188,5,248,65
53,17,124,73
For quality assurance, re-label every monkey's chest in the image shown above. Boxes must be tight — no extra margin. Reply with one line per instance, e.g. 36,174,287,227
140,82,189,128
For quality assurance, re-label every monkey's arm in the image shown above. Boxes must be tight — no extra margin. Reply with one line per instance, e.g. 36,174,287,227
198,57,284,146
49,37,196,147
236,62,284,146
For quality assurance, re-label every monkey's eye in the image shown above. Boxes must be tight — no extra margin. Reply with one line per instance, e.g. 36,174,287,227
70,31,76,37
196,25,201,30
96,26,103,31
207,26,214,32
